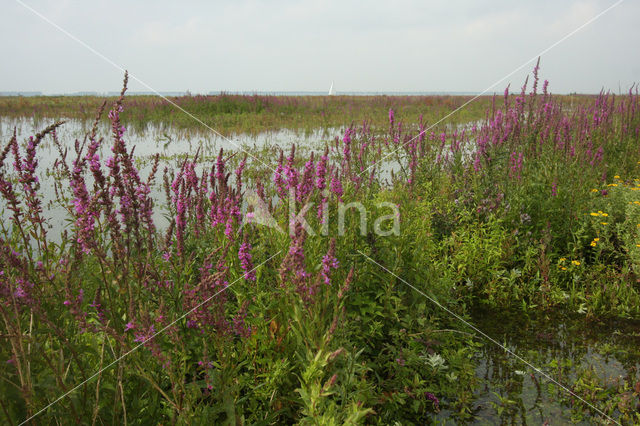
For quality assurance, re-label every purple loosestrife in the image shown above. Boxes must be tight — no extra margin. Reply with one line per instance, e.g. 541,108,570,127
215,148,226,182
508,151,523,180
70,158,97,254
274,150,287,199
297,153,315,202
13,123,63,251
531,57,540,97
235,154,246,192
316,147,329,220
238,233,256,281
342,127,352,166
330,173,343,202
320,238,339,285
426,392,440,410
284,144,299,191
232,300,251,338
171,170,187,257
279,222,311,298
504,84,511,108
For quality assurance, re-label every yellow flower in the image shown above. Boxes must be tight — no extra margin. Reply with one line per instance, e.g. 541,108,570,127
601,213,609,217
601,222,608,225
593,238,600,242
591,188,599,193
559,257,566,262
590,242,597,247
614,175,621,179
608,183,618,187
561,267,567,270
635,201,640,205
637,244,640,248
572,260,581,266
590,212,600,217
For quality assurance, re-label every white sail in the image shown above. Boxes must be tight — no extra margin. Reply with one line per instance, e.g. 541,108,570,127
328,81,334,96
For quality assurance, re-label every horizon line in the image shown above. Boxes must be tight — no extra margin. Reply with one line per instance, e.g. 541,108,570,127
0,89,612,97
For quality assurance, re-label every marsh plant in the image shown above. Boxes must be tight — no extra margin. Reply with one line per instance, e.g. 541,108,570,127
1,64,640,424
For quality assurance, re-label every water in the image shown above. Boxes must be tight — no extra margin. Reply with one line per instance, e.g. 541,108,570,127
443,307,640,424
0,117,342,240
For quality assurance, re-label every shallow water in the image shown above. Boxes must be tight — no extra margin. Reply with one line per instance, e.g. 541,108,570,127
439,307,640,424
0,117,342,239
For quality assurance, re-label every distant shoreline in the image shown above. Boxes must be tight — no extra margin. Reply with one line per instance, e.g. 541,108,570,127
0,90,600,97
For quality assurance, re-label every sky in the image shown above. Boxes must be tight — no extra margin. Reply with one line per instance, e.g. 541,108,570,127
1,0,638,95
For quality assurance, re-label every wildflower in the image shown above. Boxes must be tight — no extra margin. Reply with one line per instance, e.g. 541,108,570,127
559,257,566,262
590,212,600,217
601,222,608,225
593,238,600,242
591,189,599,193
572,260,581,266
125,322,135,331
608,183,618,187
426,392,440,410
330,174,343,201
274,151,287,198
320,238,339,285
614,175,621,179
590,241,597,247
601,213,609,217
315,147,328,190
296,154,315,202
561,266,567,270
238,235,256,281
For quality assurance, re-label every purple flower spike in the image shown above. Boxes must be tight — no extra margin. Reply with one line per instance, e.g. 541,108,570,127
238,234,256,281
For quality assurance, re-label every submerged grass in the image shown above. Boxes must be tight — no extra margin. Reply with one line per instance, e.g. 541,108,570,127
3,93,500,136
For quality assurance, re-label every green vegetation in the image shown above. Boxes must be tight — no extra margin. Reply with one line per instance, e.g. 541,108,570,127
3,93,495,135
1,69,640,424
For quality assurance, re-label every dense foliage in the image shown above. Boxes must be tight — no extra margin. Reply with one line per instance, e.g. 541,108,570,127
1,67,640,424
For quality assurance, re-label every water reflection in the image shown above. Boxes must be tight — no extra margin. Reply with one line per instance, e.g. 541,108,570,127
462,307,640,424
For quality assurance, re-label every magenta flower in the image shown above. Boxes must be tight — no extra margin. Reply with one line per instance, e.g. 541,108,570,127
330,175,343,201
238,237,256,281
320,239,339,285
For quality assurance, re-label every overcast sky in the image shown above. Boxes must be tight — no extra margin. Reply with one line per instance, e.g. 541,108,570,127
1,0,638,94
